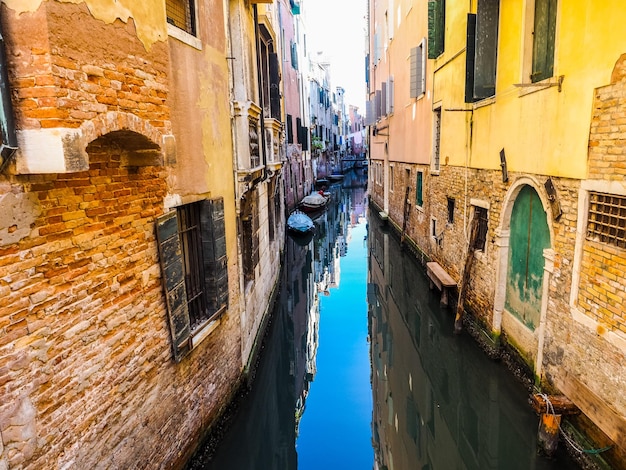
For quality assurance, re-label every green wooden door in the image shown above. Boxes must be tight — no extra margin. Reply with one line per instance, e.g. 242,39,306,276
505,186,550,330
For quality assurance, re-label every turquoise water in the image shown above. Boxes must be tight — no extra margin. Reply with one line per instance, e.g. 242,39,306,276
295,221,373,469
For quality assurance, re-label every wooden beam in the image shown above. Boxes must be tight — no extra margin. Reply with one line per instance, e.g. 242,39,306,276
531,394,580,416
554,371,626,445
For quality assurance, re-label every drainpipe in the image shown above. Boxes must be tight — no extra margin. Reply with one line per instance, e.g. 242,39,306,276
253,5,268,181
0,22,17,173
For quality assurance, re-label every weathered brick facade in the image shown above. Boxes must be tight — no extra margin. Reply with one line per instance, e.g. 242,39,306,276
0,1,253,468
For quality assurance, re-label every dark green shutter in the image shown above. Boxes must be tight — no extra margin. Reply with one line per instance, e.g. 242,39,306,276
156,211,191,362
428,0,445,59
473,0,500,100
531,0,556,82
465,13,477,103
200,198,228,314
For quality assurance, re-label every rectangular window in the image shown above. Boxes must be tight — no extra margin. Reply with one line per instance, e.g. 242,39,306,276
416,171,424,207
473,206,488,251
427,0,445,59
531,0,557,83
410,41,426,98
433,107,441,171
390,165,394,191
166,0,196,36
587,192,626,249
156,198,228,362
447,197,455,224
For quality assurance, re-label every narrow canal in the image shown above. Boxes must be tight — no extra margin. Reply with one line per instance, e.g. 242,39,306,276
186,171,580,470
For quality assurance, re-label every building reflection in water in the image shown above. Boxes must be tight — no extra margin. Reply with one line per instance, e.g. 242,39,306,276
367,214,578,470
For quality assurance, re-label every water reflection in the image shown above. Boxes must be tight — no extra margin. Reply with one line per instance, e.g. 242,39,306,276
186,172,368,469
367,214,578,470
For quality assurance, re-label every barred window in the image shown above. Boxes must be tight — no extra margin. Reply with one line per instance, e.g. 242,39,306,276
587,192,626,249
166,0,196,36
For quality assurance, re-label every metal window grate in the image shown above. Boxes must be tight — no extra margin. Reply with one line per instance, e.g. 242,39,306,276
178,202,207,328
166,0,196,36
587,192,626,249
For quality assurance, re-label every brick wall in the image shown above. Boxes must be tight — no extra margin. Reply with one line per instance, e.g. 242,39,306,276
0,142,242,468
7,1,170,133
0,2,244,468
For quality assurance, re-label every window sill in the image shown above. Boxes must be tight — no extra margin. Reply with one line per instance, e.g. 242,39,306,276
473,97,495,109
515,75,564,97
190,307,226,348
167,24,202,50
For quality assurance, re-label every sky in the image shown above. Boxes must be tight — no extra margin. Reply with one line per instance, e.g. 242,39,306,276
303,0,368,112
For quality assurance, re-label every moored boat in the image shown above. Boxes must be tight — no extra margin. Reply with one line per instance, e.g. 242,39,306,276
299,191,331,213
287,209,315,234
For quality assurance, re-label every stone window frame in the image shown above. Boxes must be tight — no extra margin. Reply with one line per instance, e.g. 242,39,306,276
470,198,490,255
166,0,202,50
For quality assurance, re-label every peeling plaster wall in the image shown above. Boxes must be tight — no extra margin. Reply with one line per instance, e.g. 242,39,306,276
2,0,166,51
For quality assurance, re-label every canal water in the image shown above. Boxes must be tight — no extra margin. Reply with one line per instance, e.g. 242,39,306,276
185,171,579,470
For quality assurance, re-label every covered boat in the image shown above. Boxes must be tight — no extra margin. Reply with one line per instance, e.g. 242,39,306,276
299,191,330,213
287,210,315,234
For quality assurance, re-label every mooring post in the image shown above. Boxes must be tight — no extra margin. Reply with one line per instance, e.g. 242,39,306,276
537,412,561,457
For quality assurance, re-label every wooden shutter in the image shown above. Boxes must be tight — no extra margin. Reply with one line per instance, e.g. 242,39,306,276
465,13,477,103
156,211,191,362
200,198,228,315
428,0,445,59
269,52,280,119
381,82,387,116
286,114,293,144
410,45,424,98
531,0,556,83
473,0,500,100
375,90,382,120
300,122,309,151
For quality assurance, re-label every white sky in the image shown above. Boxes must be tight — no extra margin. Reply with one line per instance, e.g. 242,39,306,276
303,0,368,112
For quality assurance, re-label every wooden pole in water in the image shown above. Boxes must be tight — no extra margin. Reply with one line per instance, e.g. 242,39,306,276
454,216,479,334
537,412,561,457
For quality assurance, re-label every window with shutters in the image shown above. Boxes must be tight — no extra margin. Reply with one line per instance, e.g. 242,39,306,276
530,0,557,83
410,40,426,99
465,0,500,103
166,0,197,36
156,198,228,362
428,0,445,59
416,171,424,207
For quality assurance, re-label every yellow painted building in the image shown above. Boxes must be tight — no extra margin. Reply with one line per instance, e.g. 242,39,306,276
368,0,626,464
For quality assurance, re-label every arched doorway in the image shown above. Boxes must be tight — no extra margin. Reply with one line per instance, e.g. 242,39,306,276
505,185,551,331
